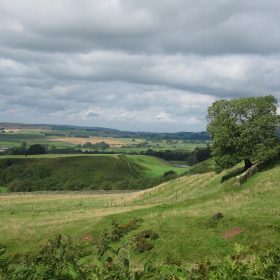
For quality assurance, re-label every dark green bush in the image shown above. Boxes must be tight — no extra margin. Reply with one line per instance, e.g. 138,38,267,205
27,144,46,155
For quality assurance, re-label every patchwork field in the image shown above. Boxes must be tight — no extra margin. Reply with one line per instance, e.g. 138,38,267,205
0,128,209,153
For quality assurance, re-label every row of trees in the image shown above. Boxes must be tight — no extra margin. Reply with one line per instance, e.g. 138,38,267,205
78,141,110,149
9,143,47,155
140,146,212,165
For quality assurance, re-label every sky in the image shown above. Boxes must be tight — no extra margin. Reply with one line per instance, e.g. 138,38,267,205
1,0,280,132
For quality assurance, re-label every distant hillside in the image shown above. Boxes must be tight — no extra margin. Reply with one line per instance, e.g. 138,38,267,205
0,155,188,192
0,122,210,140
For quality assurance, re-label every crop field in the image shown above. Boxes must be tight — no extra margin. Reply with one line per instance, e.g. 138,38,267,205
1,161,280,266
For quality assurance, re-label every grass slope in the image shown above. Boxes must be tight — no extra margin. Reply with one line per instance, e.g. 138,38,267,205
0,160,279,265
126,155,188,177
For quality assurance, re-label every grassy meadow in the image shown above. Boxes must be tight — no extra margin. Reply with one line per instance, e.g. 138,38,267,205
1,160,279,267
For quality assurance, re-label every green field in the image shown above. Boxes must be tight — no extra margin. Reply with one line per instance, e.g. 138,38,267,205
0,159,279,267
0,154,189,192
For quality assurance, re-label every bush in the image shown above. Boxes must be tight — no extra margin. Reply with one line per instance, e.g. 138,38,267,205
163,170,177,179
111,218,143,242
135,230,159,240
133,237,153,253
132,230,159,253
7,179,36,192
27,144,46,155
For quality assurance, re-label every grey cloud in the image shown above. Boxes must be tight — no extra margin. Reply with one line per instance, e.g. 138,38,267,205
0,1,280,132
87,112,99,118
1,0,280,55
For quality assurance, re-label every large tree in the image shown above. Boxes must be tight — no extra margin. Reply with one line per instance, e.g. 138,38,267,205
207,95,279,172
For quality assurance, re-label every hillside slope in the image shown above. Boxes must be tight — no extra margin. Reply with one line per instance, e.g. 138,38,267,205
0,160,279,265
0,155,188,192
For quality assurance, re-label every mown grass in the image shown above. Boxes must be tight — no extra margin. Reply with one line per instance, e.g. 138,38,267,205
0,161,279,266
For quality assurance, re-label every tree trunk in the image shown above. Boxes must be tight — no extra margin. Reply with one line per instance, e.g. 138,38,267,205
244,159,253,171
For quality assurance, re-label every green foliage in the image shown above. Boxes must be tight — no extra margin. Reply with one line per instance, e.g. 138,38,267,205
133,238,153,253
135,230,159,241
83,141,110,149
97,218,144,258
189,245,280,280
0,235,86,280
207,95,280,172
163,170,177,178
111,218,143,242
0,155,187,192
28,144,47,155
1,234,280,279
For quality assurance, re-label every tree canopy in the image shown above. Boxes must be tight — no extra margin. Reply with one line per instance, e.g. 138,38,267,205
207,95,280,172
27,144,47,155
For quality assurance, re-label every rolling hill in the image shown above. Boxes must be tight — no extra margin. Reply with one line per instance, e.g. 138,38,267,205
0,158,279,265
0,154,188,192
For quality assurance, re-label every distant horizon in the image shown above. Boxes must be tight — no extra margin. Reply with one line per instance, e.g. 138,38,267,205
0,121,208,134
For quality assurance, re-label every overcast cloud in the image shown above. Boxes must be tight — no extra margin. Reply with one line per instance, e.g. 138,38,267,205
1,0,280,132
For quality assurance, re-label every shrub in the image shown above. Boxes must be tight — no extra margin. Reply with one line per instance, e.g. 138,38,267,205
136,230,159,240
162,170,177,179
111,218,143,242
132,230,159,253
133,237,153,253
7,179,36,192
27,144,46,155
